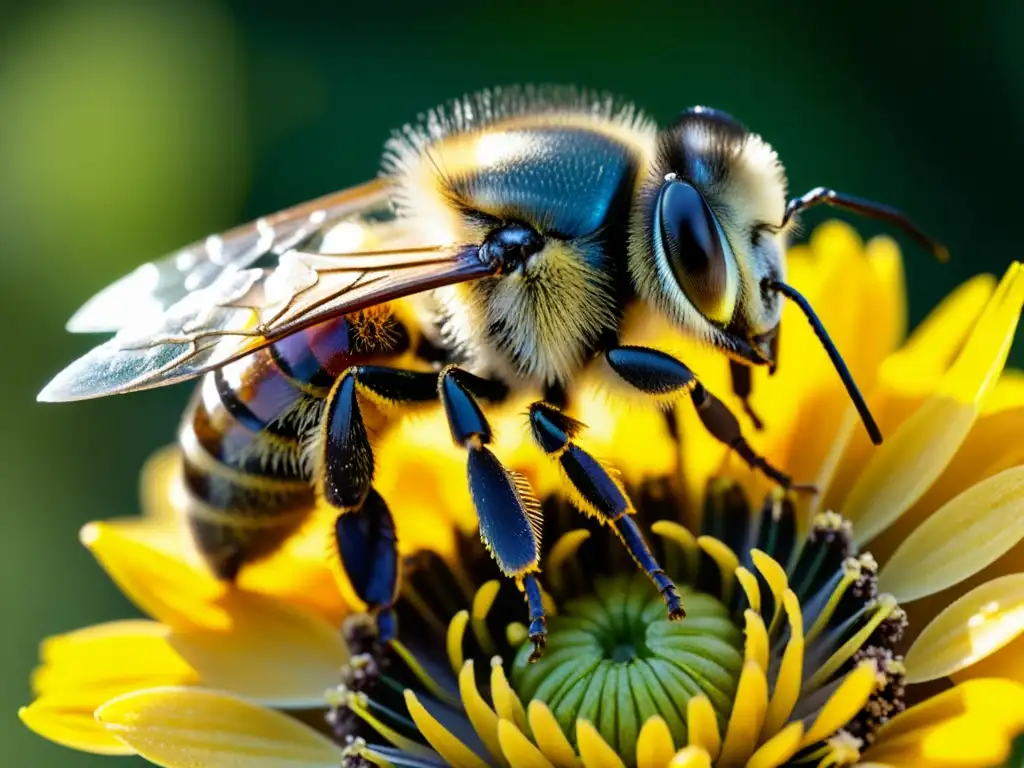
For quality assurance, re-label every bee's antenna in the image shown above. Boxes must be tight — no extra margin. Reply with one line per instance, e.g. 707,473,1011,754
766,279,883,446
782,187,949,263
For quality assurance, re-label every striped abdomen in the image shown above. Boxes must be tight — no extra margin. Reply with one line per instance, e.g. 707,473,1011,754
179,311,410,579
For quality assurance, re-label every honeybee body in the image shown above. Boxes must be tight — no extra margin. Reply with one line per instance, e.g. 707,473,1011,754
43,86,941,651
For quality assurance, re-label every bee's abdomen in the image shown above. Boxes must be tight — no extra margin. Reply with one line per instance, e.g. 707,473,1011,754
177,312,409,579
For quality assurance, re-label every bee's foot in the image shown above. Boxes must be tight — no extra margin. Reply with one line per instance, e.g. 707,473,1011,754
663,584,686,621
527,617,547,663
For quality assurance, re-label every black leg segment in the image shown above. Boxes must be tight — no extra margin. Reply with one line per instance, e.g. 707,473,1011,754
321,366,439,510
528,401,685,620
439,365,548,660
605,346,812,491
321,365,438,643
332,487,400,643
322,373,374,510
729,359,764,430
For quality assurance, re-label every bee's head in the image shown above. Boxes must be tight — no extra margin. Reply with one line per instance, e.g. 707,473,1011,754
629,106,789,365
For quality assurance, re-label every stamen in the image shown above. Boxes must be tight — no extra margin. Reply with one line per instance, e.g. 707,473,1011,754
845,647,907,746
470,581,500,657
446,610,470,674
805,595,900,692
391,640,460,708
697,536,740,604
341,689,436,759
804,558,863,644
790,512,854,603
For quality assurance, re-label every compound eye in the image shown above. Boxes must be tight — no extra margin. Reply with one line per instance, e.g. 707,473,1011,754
657,180,738,325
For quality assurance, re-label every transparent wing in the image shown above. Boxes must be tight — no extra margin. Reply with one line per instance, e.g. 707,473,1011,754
39,243,492,402
66,179,398,333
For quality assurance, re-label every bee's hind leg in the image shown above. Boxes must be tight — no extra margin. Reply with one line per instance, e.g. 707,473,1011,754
527,401,686,621
321,365,438,642
605,345,814,492
331,488,400,643
438,365,549,661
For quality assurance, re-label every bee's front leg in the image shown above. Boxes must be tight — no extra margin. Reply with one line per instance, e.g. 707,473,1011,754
321,366,438,643
605,346,813,491
438,365,549,662
527,402,686,621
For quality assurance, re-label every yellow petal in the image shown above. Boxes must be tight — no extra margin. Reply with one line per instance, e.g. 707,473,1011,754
667,745,711,768
96,686,343,766
168,589,348,708
941,262,1024,403
747,722,804,768
762,591,804,739
20,690,137,756
459,661,504,765
40,618,165,661
778,226,892,488
33,620,197,695
697,536,739,604
801,662,878,746
734,566,761,613
743,610,770,672
528,700,581,768
492,658,529,735
448,610,470,676
950,631,1024,684
499,719,555,768
404,690,488,768
750,550,788,610
636,715,675,768
844,263,1024,546
885,272,999,393
878,467,1024,602
238,505,347,625
823,272,998,515
904,573,1024,683
685,695,720,761
865,679,1024,767
983,368,1024,414
871,405,1024,568
81,521,228,630
575,719,626,768
865,234,907,353
718,660,768,766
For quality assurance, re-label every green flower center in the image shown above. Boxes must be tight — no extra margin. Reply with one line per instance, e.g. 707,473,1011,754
511,574,743,761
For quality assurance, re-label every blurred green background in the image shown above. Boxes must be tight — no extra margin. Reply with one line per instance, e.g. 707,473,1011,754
1,0,1021,764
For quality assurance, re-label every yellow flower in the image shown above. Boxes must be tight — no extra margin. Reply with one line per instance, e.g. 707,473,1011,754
19,222,1024,767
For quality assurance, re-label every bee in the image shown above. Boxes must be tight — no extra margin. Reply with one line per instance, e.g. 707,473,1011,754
39,86,944,660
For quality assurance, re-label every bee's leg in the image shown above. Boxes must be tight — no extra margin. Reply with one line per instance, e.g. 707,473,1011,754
321,366,438,641
438,365,548,661
528,401,686,619
605,346,812,491
729,360,764,430
331,488,400,643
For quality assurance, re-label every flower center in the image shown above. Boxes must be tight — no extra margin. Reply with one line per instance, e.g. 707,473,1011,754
510,574,743,759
